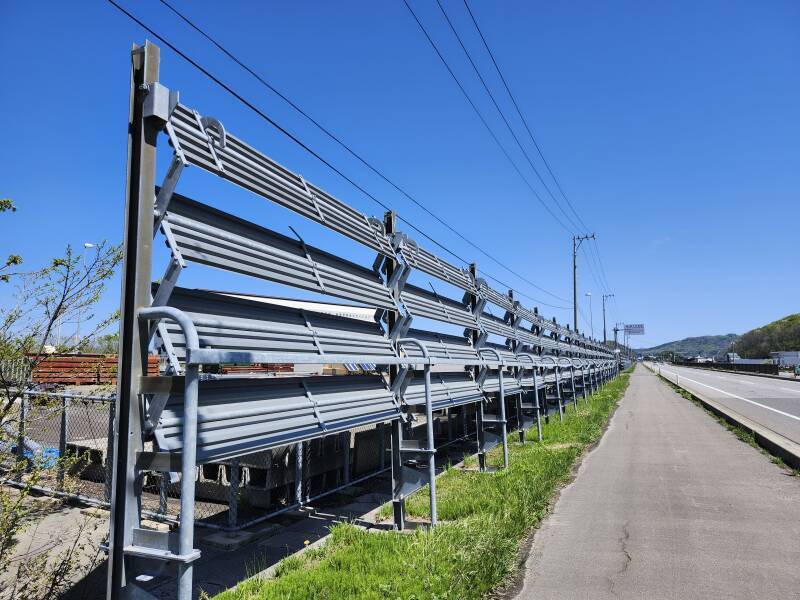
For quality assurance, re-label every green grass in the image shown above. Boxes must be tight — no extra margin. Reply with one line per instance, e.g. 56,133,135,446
213,372,631,600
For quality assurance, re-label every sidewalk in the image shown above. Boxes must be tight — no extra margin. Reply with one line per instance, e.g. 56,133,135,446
516,365,800,600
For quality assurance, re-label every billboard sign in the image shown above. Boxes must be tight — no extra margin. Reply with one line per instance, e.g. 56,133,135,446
625,324,645,335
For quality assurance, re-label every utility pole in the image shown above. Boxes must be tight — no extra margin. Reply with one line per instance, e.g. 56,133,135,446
614,321,624,351
602,294,614,344
572,233,595,332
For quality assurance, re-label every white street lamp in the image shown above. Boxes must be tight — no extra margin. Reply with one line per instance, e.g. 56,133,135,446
75,242,98,347
585,292,594,339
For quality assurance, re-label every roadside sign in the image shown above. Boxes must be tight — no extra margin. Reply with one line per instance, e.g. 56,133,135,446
625,324,645,335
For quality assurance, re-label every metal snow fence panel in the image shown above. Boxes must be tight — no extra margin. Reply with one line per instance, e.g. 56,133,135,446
168,104,395,257
160,287,400,366
393,234,476,292
109,49,620,600
165,193,396,310
402,372,484,411
146,375,400,464
515,304,567,336
477,282,515,313
400,284,479,330
399,329,482,364
479,313,517,340
480,373,523,396
0,359,31,384
478,344,518,367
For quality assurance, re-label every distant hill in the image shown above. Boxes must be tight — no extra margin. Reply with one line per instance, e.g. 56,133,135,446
636,334,738,358
734,314,800,358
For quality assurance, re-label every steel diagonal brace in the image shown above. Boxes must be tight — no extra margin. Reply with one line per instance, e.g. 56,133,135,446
153,157,186,231
147,222,187,372
301,380,327,432
383,236,414,340
298,175,326,223
289,226,327,294
148,88,186,229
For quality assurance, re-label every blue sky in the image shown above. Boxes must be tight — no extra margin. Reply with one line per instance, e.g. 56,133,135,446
1,0,798,348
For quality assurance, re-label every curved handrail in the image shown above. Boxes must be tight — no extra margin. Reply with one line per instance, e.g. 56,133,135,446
139,306,200,352
515,353,537,367
478,347,503,365
539,355,558,369
397,337,431,363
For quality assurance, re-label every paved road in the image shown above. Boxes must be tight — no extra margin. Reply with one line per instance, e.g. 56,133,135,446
651,362,800,445
516,365,800,600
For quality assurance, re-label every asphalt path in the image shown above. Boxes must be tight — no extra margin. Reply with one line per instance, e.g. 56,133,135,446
651,362,800,445
516,365,800,599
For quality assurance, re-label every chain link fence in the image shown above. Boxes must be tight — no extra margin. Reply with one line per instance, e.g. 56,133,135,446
1,391,116,502
2,387,560,531
1,390,411,531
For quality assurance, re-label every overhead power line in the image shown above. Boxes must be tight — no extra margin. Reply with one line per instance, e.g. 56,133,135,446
462,0,616,293
590,238,612,292
435,0,584,234
580,244,606,295
105,0,570,308
462,0,589,233
400,0,575,234
157,0,567,304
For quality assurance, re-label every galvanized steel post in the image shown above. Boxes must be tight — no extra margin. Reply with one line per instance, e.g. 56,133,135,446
57,393,69,490
104,398,115,503
107,40,160,600
384,210,405,530
228,459,240,530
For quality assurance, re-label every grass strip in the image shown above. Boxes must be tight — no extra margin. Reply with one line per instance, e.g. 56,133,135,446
213,371,631,600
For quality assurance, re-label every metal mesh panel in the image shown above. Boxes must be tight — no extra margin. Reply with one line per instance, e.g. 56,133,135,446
1,392,115,503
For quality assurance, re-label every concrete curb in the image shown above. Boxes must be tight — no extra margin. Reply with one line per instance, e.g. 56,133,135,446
647,365,800,470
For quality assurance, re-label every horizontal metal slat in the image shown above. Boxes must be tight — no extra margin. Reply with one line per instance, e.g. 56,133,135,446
166,195,395,310
170,104,394,256
478,283,515,312
400,285,478,329
480,374,523,396
402,372,484,410
400,328,482,364
479,314,515,339
160,287,396,363
395,238,475,292
155,375,398,463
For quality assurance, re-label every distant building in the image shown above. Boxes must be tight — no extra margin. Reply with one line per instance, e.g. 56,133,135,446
689,355,713,364
723,352,741,363
770,351,800,367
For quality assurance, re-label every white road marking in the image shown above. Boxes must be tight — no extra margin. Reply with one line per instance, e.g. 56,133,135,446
660,368,800,422
677,369,796,393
